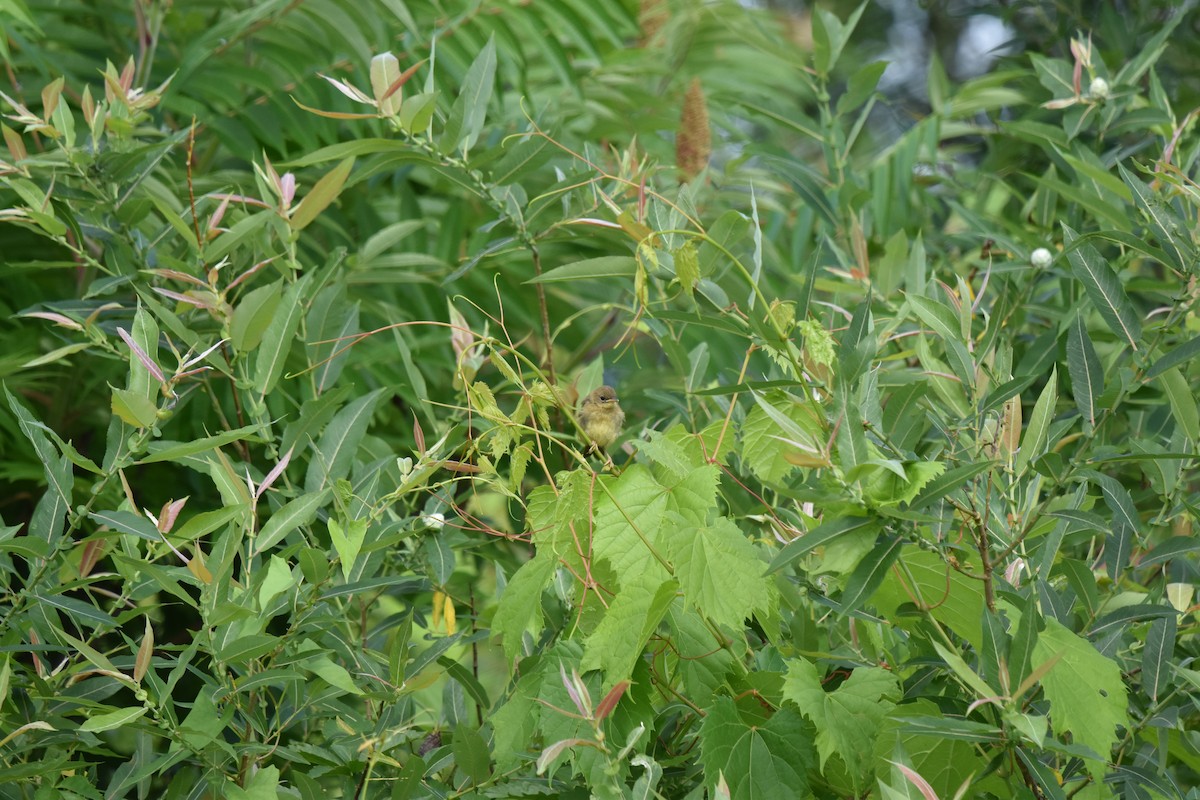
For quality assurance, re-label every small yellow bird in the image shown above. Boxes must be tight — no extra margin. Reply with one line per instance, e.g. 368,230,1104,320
577,385,625,455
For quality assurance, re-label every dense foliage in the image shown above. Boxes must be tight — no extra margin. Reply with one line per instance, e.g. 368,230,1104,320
2,1,1200,798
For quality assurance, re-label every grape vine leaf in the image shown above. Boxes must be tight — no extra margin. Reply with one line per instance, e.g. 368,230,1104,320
783,658,900,788
1032,618,1128,781
699,696,814,800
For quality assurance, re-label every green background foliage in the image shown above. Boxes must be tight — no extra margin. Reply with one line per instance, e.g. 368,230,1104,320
2,1,1199,798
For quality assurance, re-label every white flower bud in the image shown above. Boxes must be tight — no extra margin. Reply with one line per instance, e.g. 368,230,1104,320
1089,77,1110,100
1031,248,1053,269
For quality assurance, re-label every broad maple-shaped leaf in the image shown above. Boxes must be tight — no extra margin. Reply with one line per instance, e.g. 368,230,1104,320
739,391,826,484
581,573,678,690
591,465,671,585
783,658,899,789
1032,619,1128,781
492,551,556,665
666,515,774,629
700,696,815,800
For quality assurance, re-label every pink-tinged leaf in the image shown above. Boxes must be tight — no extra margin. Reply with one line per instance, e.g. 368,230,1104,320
157,497,188,533
81,86,96,126
536,738,589,775
370,52,403,116
568,217,624,229
3,123,26,162
1041,97,1079,110
559,662,589,717
146,268,207,287
263,153,281,192
207,195,230,236
966,696,1004,716
152,287,211,310
40,77,64,120
889,761,941,800
290,97,379,120
79,538,104,578
116,326,165,383
413,414,426,456
227,257,275,291
119,57,134,93
182,338,227,370
207,192,271,209
134,616,153,684
290,157,355,231
280,173,296,208
381,59,427,103
255,448,292,501
22,311,82,330
318,74,373,105
594,681,628,721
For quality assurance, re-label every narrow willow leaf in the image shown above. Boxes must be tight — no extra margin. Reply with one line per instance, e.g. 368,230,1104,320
1016,368,1057,474
79,706,148,733
525,256,637,284
838,535,902,614
1142,614,1176,702
1159,367,1199,442
254,276,309,397
907,293,962,344
1062,224,1142,350
252,488,332,557
290,157,355,231
1144,334,1200,381
1066,316,1103,430
1119,164,1190,270
909,461,993,508
766,516,878,574
441,35,496,155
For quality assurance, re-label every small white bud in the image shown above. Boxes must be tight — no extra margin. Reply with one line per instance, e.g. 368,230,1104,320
421,512,445,531
1031,247,1054,269
1089,77,1110,100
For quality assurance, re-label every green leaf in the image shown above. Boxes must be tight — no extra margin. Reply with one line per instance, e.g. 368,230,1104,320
452,724,491,787
1144,334,1200,381
290,157,355,231
252,489,331,556
666,516,773,630
839,535,902,614
741,391,826,483
591,465,671,586
253,276,309,396
783,659,899,787
1062,224,1142,350
1119,163,1192,270
1032,619,1128,781
492,552,557,666
230,280,282,354
111,385,157,428
580,573,677,690
304,388,388,492
699,697,813,800
329,517,366,582
1142,614,1176,703
139,423,268,464
79,706,148,733
304,655,364,695
767,516,878,575
1159,367,1199,442
89,510,159,541
441,35,496,155
1016,368,1058,474
1066,315,1103,430
525,256,637,284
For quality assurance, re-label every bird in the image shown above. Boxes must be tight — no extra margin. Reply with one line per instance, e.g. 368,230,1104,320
577,385,625,457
